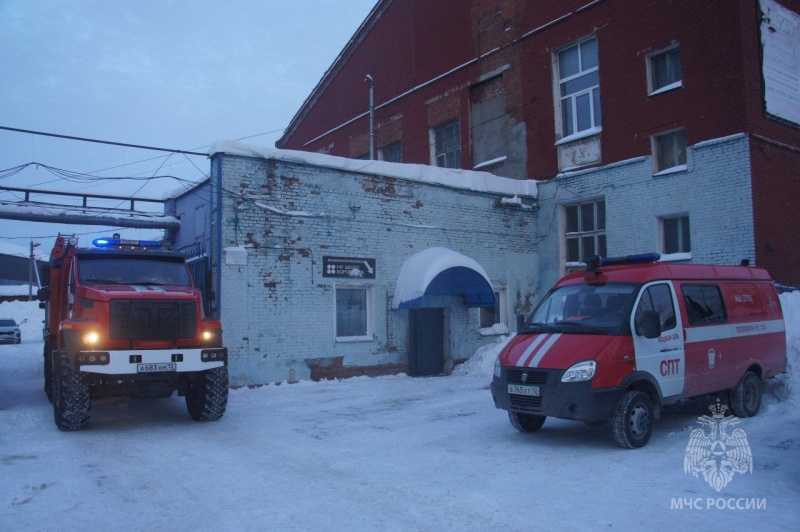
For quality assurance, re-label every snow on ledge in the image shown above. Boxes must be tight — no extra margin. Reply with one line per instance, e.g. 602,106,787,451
209,140,537,199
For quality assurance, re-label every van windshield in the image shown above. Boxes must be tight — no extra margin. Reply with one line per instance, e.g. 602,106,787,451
523,282,638,335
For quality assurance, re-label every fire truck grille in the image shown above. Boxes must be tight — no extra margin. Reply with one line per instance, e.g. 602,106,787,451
506,369,549,385
509,394,543,411
110,300,197,340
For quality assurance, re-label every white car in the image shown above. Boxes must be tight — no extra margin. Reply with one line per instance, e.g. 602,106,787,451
0,318,21,344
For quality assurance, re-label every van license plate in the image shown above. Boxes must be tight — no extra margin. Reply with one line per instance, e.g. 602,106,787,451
137,362,177,373
508,384,540,397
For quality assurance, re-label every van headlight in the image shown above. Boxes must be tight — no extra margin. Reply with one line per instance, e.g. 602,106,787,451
493,356,502,378
561,360,596,382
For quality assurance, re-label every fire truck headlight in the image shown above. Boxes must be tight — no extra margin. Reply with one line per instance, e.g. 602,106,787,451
493,356,502,378
83,332,100,346
561,360,596,382
201,330,216,342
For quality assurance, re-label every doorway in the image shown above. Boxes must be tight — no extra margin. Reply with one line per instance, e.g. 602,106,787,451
408,308,445,376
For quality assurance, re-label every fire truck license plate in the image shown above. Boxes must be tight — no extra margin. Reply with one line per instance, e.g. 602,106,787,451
137,362,177,373
508,384,540,396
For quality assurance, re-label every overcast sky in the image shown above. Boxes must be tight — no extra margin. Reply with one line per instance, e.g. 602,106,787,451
0,0,376,251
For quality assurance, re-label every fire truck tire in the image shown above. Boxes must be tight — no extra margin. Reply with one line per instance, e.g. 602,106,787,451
612,391,654,449
44,343,54,403
729,371,761,418
53,363,91,431
186,367,228,421
508,412,546,432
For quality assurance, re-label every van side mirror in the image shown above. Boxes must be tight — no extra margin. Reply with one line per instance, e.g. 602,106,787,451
640,311,661,339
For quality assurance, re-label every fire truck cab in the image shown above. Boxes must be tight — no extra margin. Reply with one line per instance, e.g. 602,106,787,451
40,235,228,430
490,254,786,448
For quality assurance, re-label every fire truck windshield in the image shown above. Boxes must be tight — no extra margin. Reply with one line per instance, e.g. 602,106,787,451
78,257,192,287
524,282,638,335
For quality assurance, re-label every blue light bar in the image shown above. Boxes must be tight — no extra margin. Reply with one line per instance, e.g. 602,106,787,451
92,237,163,249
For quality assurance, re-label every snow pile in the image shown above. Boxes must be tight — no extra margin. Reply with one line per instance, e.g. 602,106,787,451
453,334,514,376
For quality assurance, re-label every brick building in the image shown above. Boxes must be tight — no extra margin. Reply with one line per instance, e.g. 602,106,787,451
169,142,538,385
277,0,800,287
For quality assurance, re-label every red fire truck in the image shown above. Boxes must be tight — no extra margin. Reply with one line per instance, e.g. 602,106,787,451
491,254,786,448
39,235,228,430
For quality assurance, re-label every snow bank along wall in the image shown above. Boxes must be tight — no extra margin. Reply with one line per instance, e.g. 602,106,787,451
171,145,538,386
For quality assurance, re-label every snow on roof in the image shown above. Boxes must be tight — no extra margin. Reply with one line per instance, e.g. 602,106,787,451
208,140,537,199
392,247,495,309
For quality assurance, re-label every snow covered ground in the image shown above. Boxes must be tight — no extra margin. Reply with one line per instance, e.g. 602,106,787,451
1,295,798,531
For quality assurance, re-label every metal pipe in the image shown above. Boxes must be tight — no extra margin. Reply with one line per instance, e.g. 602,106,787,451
365,74,375,160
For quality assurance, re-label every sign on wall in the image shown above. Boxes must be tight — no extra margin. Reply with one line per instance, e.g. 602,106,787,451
760,0,800,126
323,256,376,279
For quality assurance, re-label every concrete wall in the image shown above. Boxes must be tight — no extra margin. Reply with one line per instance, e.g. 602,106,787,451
206,153,538,386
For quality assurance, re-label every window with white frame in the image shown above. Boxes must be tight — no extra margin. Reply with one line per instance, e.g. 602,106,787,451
653,129,686,173
335,286,372,340
662,216,691,254
565,200,606,264
433,120,461,168
557,36,601,139
648,46,682,94
379,141,402,163
480,289,508,334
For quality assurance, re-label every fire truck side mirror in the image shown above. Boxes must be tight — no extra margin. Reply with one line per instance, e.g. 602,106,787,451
640,311,661,339
206,290,216,302
37,287,51,302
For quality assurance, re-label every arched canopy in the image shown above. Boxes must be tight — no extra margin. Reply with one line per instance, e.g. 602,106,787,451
393,247,497,309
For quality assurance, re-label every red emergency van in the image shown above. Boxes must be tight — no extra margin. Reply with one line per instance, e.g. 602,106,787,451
490,254,786,448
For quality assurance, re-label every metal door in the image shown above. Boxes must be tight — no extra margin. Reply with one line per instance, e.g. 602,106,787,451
409,308,444,377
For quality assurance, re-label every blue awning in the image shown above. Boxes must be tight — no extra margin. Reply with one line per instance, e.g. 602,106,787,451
393,247,497,309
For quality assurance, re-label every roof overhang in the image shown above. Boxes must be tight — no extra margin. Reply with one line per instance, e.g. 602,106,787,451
393,247,497,309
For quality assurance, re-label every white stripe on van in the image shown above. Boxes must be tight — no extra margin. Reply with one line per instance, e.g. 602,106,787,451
685,319,785,343
515,334,550,367
527,334,562,368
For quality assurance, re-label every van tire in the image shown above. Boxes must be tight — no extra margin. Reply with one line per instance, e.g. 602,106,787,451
729,371,761,418
508,412,546,432
612,391,654,449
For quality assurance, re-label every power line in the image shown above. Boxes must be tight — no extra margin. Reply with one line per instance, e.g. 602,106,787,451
0,125,208,157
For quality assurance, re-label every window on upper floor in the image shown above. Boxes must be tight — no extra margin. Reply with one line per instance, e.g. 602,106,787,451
653,128,687,174
648,46,682,95
432,120,461,169
557,36,601,140
662,215,691,254
379,141,402,163
565,199,606,266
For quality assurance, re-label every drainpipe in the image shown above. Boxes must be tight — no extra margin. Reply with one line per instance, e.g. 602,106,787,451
215,156,223,318
365,74,375,160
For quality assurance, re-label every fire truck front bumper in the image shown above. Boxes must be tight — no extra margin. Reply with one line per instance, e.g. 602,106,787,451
74,348,227,375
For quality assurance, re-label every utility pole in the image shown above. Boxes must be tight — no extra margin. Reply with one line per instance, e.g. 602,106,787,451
365,74,375,160
28,240,40,301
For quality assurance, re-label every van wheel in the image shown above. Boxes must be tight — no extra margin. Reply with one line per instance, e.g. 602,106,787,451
612,391,654,449
729,371,761,418
508,412,546,433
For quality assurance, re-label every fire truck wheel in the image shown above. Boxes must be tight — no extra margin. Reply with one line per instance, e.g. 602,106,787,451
508,412,546,433
53,363,91,431
44,343,54,403
186,367,229,421
612,391,654,449
729,371,761,418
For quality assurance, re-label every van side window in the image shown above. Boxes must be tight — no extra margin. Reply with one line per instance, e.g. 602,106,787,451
634,284,676,334
681,284,727,325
